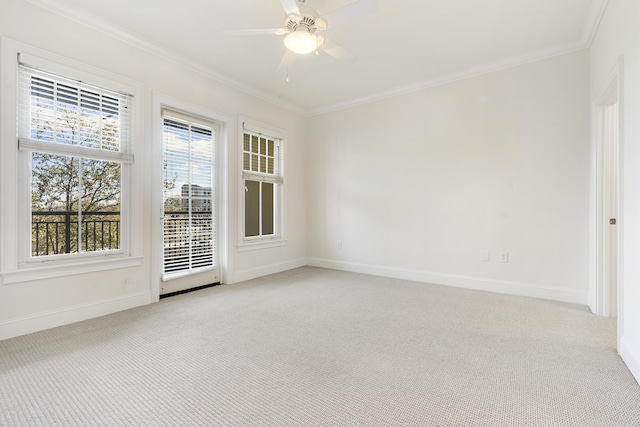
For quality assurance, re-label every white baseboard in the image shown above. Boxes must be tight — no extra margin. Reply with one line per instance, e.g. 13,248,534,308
307,258,587,305
0,291,151,341
229,258,308,284
0,259,590,341
620,336,640,385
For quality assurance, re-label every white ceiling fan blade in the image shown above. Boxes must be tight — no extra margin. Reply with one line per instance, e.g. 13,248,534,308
224,28,287,36
279,0,301,18
318,0,379,29
319,38,356,60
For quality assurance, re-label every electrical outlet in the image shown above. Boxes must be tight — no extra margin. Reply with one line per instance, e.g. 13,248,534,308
499,252,509,263
337,240,343,249
480,250,490,262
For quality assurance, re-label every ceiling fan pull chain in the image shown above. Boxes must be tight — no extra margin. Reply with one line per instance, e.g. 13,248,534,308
286,50,290,82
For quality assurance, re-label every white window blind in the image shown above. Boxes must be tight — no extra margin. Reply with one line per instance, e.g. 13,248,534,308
18,64,134,163
162,113,215,275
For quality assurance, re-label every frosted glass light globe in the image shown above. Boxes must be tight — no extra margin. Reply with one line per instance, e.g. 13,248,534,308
284,31,318,54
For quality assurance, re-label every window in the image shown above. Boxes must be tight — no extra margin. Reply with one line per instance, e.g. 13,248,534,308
241,123,284,243
18,63,133,260
162,113,216,275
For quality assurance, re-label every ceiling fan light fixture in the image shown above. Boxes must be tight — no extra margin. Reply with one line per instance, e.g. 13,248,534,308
284,30,318,54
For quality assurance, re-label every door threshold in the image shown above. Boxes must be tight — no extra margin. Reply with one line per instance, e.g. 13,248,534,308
160,282,221,299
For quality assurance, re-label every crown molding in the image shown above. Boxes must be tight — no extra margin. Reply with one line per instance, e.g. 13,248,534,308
581,0,609,47
25,0,307,117
26,0,607,118
306,40,588,116
303,0,610,116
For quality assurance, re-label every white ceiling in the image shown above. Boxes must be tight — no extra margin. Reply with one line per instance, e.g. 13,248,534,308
29,0,607,115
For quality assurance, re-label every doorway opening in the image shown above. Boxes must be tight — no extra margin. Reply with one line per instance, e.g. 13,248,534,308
594,67,621,322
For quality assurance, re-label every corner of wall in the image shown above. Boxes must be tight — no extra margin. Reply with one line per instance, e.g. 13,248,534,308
227,258,307,284
620,335,640,385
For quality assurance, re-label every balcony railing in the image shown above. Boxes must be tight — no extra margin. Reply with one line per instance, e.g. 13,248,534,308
32,211,120,256
32,211,215,272
163,211,214,273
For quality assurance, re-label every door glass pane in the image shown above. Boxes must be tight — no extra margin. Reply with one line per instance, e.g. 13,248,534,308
163,116,215,274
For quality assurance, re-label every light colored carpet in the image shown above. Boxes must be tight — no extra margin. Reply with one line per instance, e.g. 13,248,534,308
1,266,639,426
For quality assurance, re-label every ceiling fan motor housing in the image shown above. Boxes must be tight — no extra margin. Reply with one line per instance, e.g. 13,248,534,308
285,1,324,34
286,15,318,33
284,15,318,34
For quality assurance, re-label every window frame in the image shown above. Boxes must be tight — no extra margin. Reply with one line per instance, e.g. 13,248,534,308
237,117,287,250
0,40,143,284
19,64,132,261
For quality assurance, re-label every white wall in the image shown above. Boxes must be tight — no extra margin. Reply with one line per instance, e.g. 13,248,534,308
0,0,307,339
590,0,640,384
307,50,590,303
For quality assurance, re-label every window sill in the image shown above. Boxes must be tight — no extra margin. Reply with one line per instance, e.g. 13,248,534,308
237,239,287,252
0,256,143,285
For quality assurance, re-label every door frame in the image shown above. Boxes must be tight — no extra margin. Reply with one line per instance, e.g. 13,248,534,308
590,57,624,331
151,93,232,301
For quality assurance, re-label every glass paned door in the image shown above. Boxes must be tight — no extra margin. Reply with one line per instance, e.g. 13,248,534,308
161,114,218,294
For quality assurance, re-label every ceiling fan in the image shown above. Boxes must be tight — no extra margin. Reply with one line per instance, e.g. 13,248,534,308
226,0,378,60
